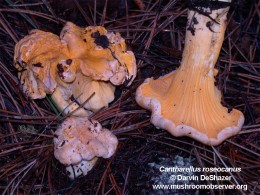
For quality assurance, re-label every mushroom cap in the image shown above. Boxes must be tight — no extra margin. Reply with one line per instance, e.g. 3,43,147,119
54,116,118,165
14,30,66,98
135,7,244,146
14,30,66,64
60,22,137,86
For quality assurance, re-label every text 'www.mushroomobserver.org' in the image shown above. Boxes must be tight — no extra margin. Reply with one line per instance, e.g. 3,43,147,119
151,166,248,191
152,184,248,191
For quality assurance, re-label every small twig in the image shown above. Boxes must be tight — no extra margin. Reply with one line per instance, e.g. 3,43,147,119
122,167,130,195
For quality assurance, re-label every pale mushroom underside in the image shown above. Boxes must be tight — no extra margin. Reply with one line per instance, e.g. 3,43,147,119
136,6,244,146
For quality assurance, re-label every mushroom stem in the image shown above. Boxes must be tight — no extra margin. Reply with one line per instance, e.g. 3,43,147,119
136,1,244,146
51,87,92,116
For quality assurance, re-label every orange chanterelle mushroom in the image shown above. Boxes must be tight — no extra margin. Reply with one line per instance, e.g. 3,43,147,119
136,0,244,146
14,22,136,116
14,22,136,179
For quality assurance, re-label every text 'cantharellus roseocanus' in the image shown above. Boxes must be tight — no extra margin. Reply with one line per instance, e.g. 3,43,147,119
136,0,244,146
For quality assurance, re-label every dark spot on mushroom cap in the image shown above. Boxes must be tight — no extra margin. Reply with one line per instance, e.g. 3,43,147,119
32,62,43,68
91,31,100,38
66,59,72,65
228,108,233,113
94,35,109,49
187,27,195,36
59,140,65,147
91,31,109,48
57,63,64,79
192,17,198,24
70,95,75,101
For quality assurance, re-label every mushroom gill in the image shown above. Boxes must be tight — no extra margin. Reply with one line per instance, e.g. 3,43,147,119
136,2,244,146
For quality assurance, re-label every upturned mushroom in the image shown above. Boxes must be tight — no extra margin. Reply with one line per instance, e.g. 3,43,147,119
136,0,244,146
